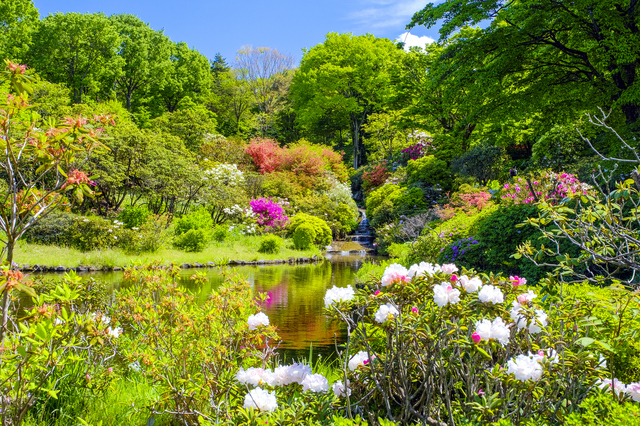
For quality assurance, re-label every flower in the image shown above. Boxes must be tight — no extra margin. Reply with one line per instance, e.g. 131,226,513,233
349,351,371,371
324,285,355,308
597,378,627,395
474,318,510,346
478,285,504,304
333,380,351,397
374,303,399,323
243,387,278,412
510,302,548,334
516,290,537,304
408,262,441,278
106,326,122,338
441,263,458,274
381,264,410,286
433,282,461,307
236,367,268,387
285,363,312,384
626,382,640,402
471,333,482,344
510,275,527,287
411,306,418,314
247,312,269,330
507,354,544,382
300,373,329,392
459,275,482,292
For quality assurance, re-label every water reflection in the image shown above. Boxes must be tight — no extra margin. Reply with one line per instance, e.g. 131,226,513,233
36,253,384,359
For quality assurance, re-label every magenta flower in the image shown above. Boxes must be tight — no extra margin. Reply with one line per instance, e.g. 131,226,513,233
472,333,482,344
411,306,418,314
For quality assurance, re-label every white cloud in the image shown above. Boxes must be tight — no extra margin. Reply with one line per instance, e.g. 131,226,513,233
348,0,427,29
396,32,435,51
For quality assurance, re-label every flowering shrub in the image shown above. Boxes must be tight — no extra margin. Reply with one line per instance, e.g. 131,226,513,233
325,262,609,424
202,162,245,187
501,171,593,205
362,162,390,192
249,197,289,231
439,236,481,265
399,136,433,163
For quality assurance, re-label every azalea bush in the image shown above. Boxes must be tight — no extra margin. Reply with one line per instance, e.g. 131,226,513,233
324,262,617,425
250,197,289,232
500,171,593,205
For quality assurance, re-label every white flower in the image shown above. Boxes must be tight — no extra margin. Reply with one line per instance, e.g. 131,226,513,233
507,353,544,382
132,227,139,230
243,387,278,412
374,303,399,323
236,367,267,387
128,361,141,372
510,302,548,334
478,285,504,304
333,380,351,397
247,312,269,330
597,378,627,395
408,262,441,278
324,285,355,308
54,318,65,326
381,263,409,286
626,382,640,402
108,229,113,233
349,351,371,371
516,290,537,304
82,218,90,222
459,275,482,292
285,363,312,384
106,327,122,338
441,263,458,274
474,317,510,346
300,373,329,392
433,282,461,307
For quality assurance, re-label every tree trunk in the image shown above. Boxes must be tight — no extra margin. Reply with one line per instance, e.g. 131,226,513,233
0,239,15,344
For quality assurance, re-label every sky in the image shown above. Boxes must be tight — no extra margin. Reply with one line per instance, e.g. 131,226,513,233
32,0,442,65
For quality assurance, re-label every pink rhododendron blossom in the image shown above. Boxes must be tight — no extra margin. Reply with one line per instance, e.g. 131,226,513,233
441,263,458,274
411,306,418,314
510,276,527,287
459,275,482,292
471,333,482,344
450,274,458,282
433,282,461,307
381,263,410,286
516,290,537,304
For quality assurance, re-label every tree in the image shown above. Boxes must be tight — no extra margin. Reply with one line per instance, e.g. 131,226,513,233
0,0,39,62
110,14,172,110
210,52,229,76
151,105,217,151
28,12,123,104
0,61,110,342
208,69,253,136
291,33,403,168
408,0,640,131
153,42,211,112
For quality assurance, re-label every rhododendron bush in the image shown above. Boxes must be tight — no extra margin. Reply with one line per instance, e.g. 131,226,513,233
249,197,289,232
325,263,612,424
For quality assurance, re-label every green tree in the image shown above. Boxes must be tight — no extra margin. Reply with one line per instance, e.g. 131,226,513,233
151,105,217,151
0,0,39,62
110,14,172,110
210,52,229,76
208,69,253,136
28,12,123,104
291,33,403,168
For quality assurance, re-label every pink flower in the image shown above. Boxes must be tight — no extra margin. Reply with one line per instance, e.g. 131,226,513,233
450,274,458,282
411,306,418,314
477,388,485,395
374,290,381,296
510,276,527,287
472,333,482,344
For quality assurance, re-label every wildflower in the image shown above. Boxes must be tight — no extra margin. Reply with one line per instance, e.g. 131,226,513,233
474,318,510,346
478,285,504,304
243,387,278,412
301,373,329,392
459,275,482,292
374,303,399,323
324,285,355,308
333,380,351,397
247,312,269,330
381,263,410,286
433,282,461,307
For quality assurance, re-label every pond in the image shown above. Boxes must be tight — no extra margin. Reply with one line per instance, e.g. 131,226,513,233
36,252,383,361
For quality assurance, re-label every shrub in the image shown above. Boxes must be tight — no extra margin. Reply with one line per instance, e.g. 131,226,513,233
292,223,316,250
258,234,283,254
500,171,593,205
23,210,76,246
118,215,168,254
365,184,402,218
117,205,150,229
362,162,390,192
249,197,289,231
406,155,452,190
66,216,124,252
212,224,228,242
438,237,484,269
173,208,213,251
173,228,208,252
288,213,332,247
451,144,506,185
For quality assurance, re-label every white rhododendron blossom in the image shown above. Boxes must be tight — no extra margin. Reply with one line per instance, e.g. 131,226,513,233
333,380,351,397
243,387,278,412
247,312,269,330
478,285,504,304
374,303,400,323
597,378,627,395
285,363,313,384
433,282,461,307
459,275,482,292
324,285,355,308
381,263,410,286
106,327,122,338
237,364,312,387
474,317,510,346
349,351,371,371
203,163,245,187
300,373,329,392
441,263,459,274
626,382,640,402
516,290,537,304
510,302,548,334
507,350,559,382
236,367,268,387
408,262,441,278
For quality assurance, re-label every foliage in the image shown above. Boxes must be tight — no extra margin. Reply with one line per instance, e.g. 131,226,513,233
22,210,76,246
292,223,316,250
563,393,640,426
288,213,332,247
173,207,212,252
500,171,593,205
66,216,125,252
406,155,452,189
117,204,150,229
451,144,507,185
399,134,433,164
361,162,390,193
258,234,283,254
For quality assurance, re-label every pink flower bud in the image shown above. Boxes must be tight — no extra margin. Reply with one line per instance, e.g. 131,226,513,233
450,274,458,282
477,388,485,395
411,306,418,314
374,290,381,296
472,333,482,344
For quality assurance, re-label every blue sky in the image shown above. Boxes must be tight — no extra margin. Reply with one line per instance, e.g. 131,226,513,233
33,0,441,65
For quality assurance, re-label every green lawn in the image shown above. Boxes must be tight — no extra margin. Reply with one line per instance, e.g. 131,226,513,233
14,236,322,269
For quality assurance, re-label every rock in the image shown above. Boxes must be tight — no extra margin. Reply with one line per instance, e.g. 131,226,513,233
208,261,217,267
77,266,88,272
257,260,265,265
21,264,31,271
56,266,66,272
89,266,99,271
181,263,191,269
312,255,318,261
193,263,203,268
113,266,123,271
288,257,295,264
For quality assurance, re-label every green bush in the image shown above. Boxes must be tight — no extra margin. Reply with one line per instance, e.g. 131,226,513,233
173,228,208,252
258,234,283,254
393,186,427,216
23,210,76,246
66,216,122,252
118,205,150,229
407,155,452,190
174,207,213,236
564,393,640,425
450,144,507,185
292,223,316,250
118,215,168,254
288,213,332,247
365,184,402,218
212,224,228,243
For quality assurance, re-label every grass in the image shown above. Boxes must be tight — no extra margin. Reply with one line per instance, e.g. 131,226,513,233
14,235,322,269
